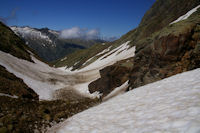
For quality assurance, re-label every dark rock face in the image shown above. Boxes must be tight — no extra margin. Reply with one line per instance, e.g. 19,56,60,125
129,24,200,89
89,63,131,97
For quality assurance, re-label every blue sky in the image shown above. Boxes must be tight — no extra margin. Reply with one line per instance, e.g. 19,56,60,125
0,0,155,38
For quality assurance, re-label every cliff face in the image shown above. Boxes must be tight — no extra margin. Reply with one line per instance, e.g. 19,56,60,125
89,0,200,97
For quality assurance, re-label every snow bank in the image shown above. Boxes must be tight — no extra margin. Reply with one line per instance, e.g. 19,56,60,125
96,46,111,56
103,80,129,101
0,51,68,100
0,50,103,100
58,41,135,74
58,66,73,73
73,82,102,99
170,5,200,24
79,41,135,72
49,68,200,133
0,93,18,99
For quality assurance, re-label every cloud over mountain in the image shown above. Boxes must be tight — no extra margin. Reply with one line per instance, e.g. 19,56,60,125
59,27,100,40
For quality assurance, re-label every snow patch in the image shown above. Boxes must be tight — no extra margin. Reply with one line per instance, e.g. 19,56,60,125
82,57,95,66
59,41,135,73
74,61,80,66
60,57,67,62
0,93,18,99
170,5,200,25
80,41,135,71
58,66,73,73
0,51,68,100
0,50,103,100
49,68,200,133
96,46,111,56
103,80,129,101
73,82,102,99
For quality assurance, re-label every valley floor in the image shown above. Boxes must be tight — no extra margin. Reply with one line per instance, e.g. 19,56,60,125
48,68,200,133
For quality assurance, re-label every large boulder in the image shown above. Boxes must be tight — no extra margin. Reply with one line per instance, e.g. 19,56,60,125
89,61,132,97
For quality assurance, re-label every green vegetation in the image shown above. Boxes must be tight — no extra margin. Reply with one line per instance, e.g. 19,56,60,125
0,95,99,133
53,42,111,69
0,22,33,62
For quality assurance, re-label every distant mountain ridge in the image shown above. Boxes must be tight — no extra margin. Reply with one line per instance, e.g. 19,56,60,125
11,26,105,62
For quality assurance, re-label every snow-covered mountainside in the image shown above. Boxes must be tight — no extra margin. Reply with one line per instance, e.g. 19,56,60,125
11,26,54,43
48,68,200,133
11,26,105,62
0,50,102,100
0,37,136,100
59,41,135,72
1,0,200,132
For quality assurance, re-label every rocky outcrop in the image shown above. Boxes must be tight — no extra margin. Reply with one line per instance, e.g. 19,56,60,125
129,23,200,89
89,60,132,97
0,65,38,100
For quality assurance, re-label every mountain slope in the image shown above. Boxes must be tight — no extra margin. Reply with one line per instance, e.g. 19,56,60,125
54,0,200,97
0,22,33,62
49,68,200,133
0,22,100,132
11,26,105,62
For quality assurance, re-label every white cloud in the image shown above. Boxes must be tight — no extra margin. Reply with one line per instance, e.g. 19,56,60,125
59,27,100,40
103,36,119,42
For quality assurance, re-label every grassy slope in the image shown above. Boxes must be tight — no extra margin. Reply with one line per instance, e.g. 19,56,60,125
54,0,200,70
0,22,33,62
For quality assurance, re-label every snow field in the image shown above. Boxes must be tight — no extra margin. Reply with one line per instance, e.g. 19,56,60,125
0,51,100,100
49,68,200,133
60,41,135,72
